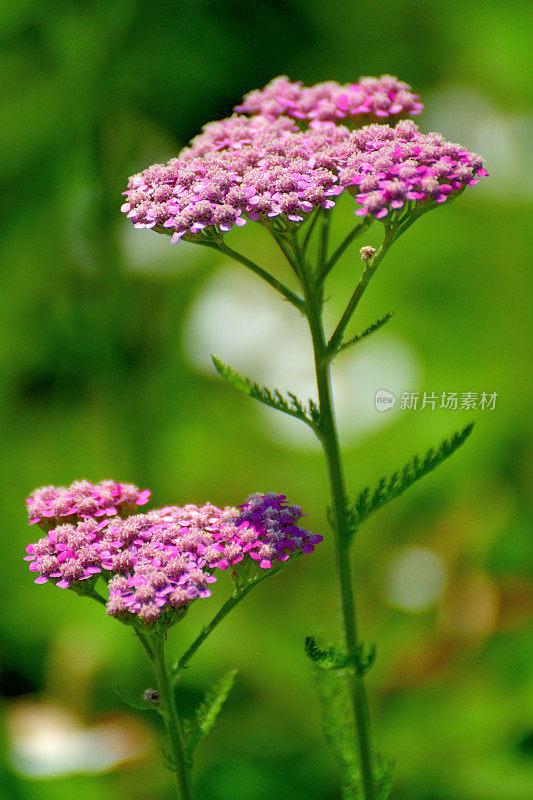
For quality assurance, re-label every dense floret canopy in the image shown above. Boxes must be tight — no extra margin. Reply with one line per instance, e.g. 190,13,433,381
122,119,487,241
24,485,322,624
27,480,151,528
235,74,423,125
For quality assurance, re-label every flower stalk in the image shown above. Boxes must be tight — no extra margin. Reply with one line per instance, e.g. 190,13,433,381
291,233,377,800
144,632,193,800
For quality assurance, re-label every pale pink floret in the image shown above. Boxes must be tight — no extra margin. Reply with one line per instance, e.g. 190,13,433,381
121,116,487,239
235,74,423,125
26,480,151,527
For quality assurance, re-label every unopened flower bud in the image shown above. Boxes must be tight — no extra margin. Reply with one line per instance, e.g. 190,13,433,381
360,246,376,261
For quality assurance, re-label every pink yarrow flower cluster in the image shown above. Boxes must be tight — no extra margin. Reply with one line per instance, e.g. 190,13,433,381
27,480,151,528
210,492,323,571
24,486,322,624
235,75,423,125
121,118,487,238
329,120,489,219
121,127,346,239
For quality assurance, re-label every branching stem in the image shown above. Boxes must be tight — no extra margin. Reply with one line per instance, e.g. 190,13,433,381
290,235,377,800
318,217,373,286
140,632,192,800
215,240,305,312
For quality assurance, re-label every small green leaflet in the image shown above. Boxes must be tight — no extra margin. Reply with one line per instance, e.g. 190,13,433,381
349,423,474,537
305,636,376,675
212,355,321,430
184,668,237,756
337,312,394,354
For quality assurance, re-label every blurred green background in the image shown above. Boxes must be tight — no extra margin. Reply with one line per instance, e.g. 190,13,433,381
1,1,532,798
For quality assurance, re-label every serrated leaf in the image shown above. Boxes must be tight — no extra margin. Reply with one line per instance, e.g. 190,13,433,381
184,668,237,755
349,423,474,537
212,356,321,430
337,312,394,354
306,637,376,675
306,636,349,669
312,667,360,799
114,684,158,711
311,666,391,799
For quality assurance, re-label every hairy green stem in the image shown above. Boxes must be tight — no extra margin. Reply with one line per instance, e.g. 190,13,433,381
318,209,331,278
216,241,305,312
143,633,192,800
302,208,321,253
289,234,376,800
318,217,373,286
173,567,286,679
326,226,399,356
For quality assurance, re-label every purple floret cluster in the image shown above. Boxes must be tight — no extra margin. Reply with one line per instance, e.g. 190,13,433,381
24,484,322,624
235,74,423,125
122,71,486,242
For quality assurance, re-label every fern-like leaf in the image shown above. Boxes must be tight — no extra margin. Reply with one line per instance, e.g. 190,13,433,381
212,355,321,429
337,313,394,354
305,637,350,670
306,636,376,675
350,423,474,536
184,668,237,756
312,667,361,799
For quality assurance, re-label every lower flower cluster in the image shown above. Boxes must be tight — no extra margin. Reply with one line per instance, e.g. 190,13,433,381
24,484,322,623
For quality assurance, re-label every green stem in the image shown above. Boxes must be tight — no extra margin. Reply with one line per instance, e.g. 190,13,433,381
302,208,321,254
318,217,373,286
144,633,192,800
318,209,331,278
216,241,305,312
326,226,398,356
293,236,377,800
175,590,250,676
173,567,285,679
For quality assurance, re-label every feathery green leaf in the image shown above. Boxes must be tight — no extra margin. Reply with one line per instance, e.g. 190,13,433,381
337,312,394,354
212,355,321,429
311,665,392,799
184,668,237,755
349,423,474,536
306,636,376,675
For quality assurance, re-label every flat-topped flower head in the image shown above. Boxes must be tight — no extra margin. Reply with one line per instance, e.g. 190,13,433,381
24,486,322,625
26,480,151,529
335,120,488,221
122,115,486,242
235,74,423,126
121,128,346,241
